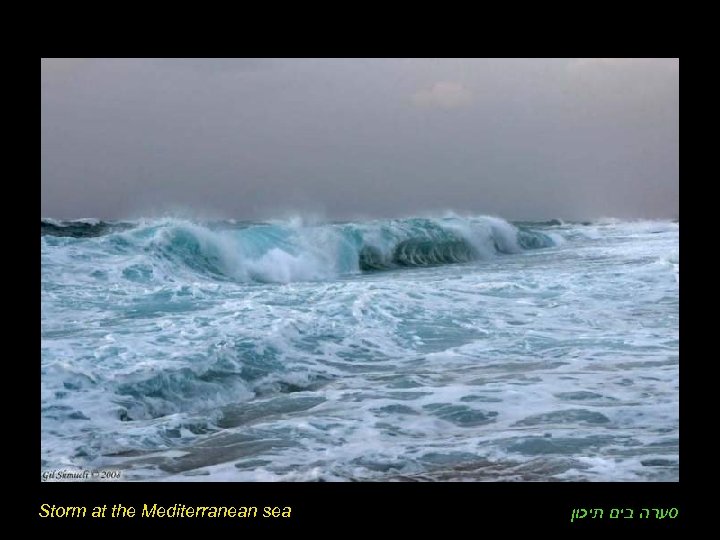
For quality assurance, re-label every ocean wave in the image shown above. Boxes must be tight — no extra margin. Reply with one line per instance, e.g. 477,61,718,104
40,213,679,480
41,218,133,238
42,216,558,283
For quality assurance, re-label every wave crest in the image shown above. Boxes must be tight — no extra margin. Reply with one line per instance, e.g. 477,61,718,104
43,216,559,283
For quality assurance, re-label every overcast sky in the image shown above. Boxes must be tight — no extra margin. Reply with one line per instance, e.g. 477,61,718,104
41,58,679,221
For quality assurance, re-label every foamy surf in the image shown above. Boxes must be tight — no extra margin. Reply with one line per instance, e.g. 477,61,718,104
41,216,678,481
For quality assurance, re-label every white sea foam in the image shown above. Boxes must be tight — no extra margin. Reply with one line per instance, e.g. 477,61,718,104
41,217,679,481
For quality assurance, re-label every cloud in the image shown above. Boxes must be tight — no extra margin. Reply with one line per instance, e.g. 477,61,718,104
42,58,86,69
568,58,678,71
156,58,278,73
412,81,473,109
41,58,91,76
41,59,678,220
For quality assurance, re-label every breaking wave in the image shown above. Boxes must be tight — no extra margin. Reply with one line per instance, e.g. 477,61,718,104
41,215,557,283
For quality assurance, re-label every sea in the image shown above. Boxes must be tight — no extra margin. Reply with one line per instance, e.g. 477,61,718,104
40,214,679,481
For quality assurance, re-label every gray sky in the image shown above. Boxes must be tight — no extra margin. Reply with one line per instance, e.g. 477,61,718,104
41,58,679,221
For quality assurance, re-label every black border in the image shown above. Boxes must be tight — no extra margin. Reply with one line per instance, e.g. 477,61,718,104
37,40,683,533
34,482,684,531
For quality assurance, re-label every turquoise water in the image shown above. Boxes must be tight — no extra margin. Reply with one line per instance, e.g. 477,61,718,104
41,215,679,481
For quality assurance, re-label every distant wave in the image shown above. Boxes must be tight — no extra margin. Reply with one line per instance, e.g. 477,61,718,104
41,218,133,238
41,216,558,283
